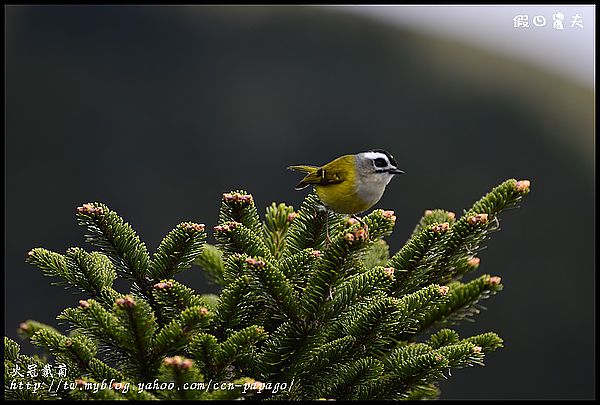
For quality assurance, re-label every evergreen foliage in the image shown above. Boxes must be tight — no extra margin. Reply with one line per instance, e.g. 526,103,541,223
4,179,530,400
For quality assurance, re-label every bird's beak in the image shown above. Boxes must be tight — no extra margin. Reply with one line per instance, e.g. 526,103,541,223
389,168,405,175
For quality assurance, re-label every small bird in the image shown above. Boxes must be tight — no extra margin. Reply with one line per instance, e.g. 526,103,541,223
288,149,404,217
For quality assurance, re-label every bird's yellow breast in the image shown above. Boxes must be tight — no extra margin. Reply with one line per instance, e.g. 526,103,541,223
315,183,372,214
312,154,371,215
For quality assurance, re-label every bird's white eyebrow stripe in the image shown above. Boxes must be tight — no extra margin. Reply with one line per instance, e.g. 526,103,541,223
362,152,389,162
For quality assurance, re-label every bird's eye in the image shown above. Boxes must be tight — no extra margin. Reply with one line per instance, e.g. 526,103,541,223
374,158,387,168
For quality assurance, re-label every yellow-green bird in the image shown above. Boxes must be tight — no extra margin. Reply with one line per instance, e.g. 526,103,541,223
288,150,404,216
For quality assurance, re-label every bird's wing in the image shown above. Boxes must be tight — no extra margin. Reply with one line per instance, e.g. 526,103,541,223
319,155,354,184
288,160,346,190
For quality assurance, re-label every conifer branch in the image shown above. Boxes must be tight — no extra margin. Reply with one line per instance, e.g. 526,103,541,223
113,295,158,380
276,248,321,289
75,203,150,286
243,256,300,322
416,275,503,334
153,305,212,356
30,329,97,374
158,356,203,400
219,191,262,234
214,222,273,262
283,193,345,254
213,325,267,378
263,203,296,259
193,243,225,285
318,266,393,320
27,248,117,303
16,320,60,340
362,239,391,269
299,209,396,318
410,209,457,238
149,222,206,281
211,275,257,336
151,279,208,324
5,179,530,400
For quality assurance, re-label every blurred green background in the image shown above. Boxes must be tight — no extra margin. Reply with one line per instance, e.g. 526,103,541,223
5,5,594,399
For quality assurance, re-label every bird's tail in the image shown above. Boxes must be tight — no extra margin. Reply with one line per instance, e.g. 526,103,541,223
287,165,319,190
287,165,318,174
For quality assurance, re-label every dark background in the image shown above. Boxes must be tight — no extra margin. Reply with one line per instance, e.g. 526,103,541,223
5,6,595,399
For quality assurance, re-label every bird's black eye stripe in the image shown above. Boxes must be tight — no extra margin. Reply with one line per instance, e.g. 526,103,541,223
374,157,387,168
371,149,398,167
